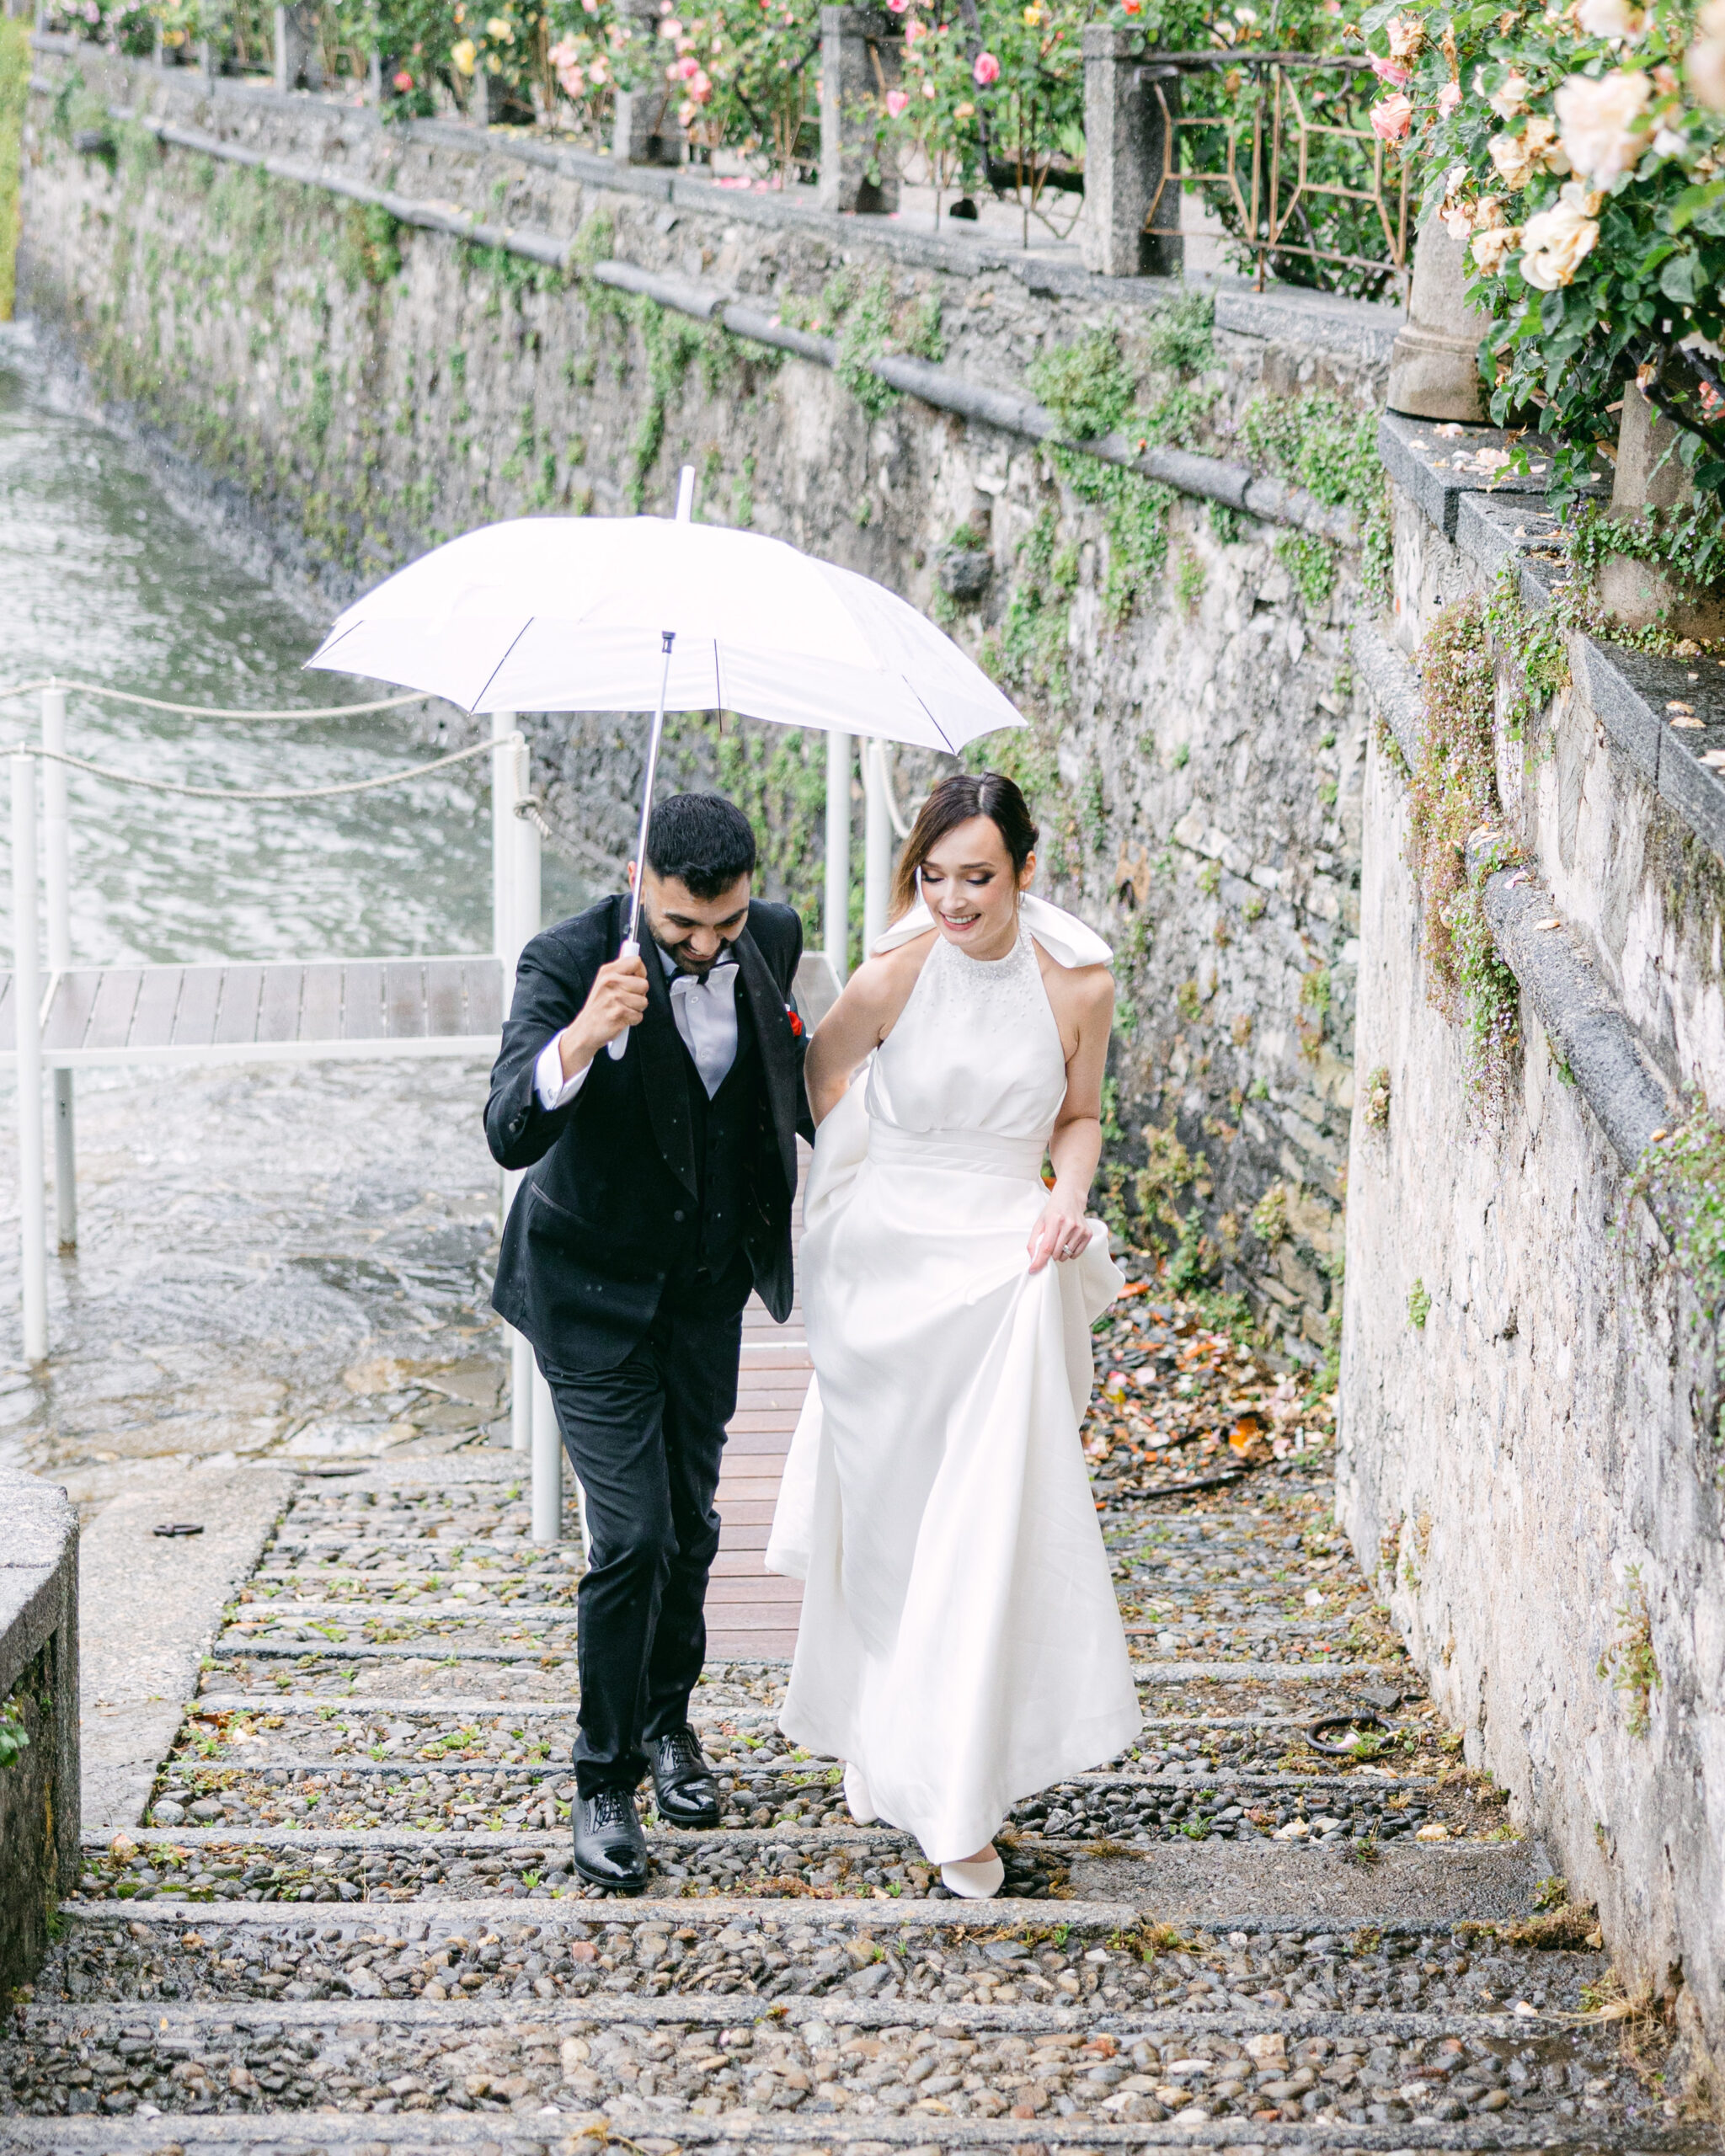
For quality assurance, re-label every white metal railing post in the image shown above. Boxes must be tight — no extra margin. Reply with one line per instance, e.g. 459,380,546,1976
12,751,46,1364
491,710,521,997
512,737,540,963
40,685,75,1251
531,1362,563,1544
863,738,892,958
510,1321,533,1453
825,729,852,985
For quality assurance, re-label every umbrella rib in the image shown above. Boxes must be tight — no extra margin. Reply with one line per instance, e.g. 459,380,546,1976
305,620,364,667
711,639,723,718
468,618,537,715
905,680,958,755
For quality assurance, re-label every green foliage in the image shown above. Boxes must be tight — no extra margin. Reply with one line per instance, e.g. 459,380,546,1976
1483,563,1571,739
336,203,403,291
1407,1278,1431,1331
1630,1105,1725,1316
1274,531,1337,610
1407,596,1519,1118
0,1693,28,1771
988,509,1077,703
1140,290,1215,376
1567,492,1725,606
1251,1182,1290,1247
1028,326,1135,441
1241,392,1381,516
0,16,26,323
701,720,828,937
1597,1566,1658,1740
1364,1064,1391,1131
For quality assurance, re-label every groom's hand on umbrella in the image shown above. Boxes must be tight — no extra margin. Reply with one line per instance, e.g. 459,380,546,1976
560,952,649,1075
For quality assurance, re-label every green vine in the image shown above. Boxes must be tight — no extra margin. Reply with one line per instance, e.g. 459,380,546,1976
1568,493,1725,606
1274,531,1336,611
1407,598,1520,1119
1629,1105,1725,1316
1597,1566,1659,1742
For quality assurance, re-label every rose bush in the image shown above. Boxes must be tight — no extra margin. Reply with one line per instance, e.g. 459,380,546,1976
1364,0,1725,509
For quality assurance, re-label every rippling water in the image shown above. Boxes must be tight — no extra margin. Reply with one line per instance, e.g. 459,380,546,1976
0,333,596,1478
0,331,584,963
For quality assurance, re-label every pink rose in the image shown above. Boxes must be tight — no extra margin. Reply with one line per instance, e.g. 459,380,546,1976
1370,92,1413,141
885,86,910,113
1371,56,1410,85
691,66,711,96
393,66,414,88
1437,79,1461,116
973,48,999,83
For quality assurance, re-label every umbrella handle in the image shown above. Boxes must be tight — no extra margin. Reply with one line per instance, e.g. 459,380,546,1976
606,937,639,1061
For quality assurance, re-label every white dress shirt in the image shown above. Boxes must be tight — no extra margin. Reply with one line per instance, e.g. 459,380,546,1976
534,946,741,1110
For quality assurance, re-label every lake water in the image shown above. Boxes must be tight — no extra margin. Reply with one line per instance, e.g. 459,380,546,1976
0,327,582,963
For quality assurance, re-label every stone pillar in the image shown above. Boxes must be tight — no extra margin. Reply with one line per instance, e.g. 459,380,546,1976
1385,217,1491,422
820,6,900,215
613,0,686,165
273,1,322,93
1080,29,1181,278
1597,377,1725,636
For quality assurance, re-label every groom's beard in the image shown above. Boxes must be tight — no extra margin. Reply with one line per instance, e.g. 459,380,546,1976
644,921,735,983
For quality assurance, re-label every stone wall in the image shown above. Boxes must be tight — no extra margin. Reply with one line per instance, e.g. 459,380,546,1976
15,40,1401,1355
1342,427,1725,2100
0,1468,79,2003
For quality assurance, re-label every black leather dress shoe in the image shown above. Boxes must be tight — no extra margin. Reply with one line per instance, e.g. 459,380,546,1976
571,1786,649,1892
650,1726,721,1828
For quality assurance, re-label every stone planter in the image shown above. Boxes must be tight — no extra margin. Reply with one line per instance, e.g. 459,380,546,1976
0,1469,79,2002
1385,219,1491,424
1596,381,1725,638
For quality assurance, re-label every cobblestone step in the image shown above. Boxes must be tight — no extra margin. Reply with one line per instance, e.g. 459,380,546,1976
8,1289,1701,2151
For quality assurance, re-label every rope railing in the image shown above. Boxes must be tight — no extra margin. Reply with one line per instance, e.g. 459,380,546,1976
0,678,428,721
12,734,511,803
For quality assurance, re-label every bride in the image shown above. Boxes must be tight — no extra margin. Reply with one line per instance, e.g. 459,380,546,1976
765,771,1140,1898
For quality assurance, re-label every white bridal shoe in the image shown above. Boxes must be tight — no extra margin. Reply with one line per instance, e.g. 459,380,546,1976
940,1847,1005,1899
843,1764,879,1825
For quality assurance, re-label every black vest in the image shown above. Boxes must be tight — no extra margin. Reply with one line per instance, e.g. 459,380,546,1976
665,975,765,1287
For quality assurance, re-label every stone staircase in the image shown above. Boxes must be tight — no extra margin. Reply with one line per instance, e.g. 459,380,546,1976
1,1289,1712,2154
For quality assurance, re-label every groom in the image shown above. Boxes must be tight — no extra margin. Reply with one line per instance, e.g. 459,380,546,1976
485,792,809,1891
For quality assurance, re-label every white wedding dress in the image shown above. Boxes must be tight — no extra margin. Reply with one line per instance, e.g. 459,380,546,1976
765,895,1141,1865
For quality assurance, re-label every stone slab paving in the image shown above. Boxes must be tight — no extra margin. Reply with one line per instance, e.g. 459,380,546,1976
2,1289,1712,2152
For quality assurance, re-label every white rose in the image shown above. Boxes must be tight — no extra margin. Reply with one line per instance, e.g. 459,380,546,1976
1471,223,1521,275
1519,181,1602,289
1555,67,1652,184
1443,202,1477,241
1487,68,1531,119
1690,0,1725,112
1488,115,1565,189
1577,0,1646,37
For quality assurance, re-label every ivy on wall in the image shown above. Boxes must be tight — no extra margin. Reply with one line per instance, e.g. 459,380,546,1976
1407,598,1520,1121
0,18,27,323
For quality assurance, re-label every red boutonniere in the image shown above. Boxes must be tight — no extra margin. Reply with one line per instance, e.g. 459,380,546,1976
786,1005,804,1038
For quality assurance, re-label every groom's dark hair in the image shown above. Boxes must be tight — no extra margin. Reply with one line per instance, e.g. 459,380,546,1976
646,792,757,901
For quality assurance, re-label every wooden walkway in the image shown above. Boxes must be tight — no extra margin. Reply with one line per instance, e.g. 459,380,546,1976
0,950,838,1071
708,1161,809,1659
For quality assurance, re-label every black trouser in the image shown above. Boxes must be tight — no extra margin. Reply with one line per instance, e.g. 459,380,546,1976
538,1261,747,1800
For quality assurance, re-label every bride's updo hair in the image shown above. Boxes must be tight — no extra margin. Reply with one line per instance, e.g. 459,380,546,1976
889,771,1039,919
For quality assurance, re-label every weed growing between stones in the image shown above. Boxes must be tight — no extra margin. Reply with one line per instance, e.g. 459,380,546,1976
1239,392,1381,525
1407,1278,1431,1330
1274,531,1337,610
1597,1566,1659,1741
1363,1064,1391,1129
1567,490,1725,601
1408,597,1520,1119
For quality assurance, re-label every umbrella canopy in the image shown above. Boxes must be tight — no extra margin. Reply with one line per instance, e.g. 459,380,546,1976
306,511,1023,755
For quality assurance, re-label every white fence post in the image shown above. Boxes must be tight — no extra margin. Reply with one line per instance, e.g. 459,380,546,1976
512,736,540,961
510,1321,533,1454
13,751,46,1364
825,729,852,985
863,739,893,959
531,1362,563,1545
40,686,75,1251
491,710,521,998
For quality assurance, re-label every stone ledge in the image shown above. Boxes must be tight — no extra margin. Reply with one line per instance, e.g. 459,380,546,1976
0,1468,77,1703
1469,848,1677,1175
1357,629,1679,1181
1377,410,1600,542
0,1466,79,2001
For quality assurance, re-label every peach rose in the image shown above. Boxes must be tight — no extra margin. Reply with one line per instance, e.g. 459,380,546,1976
1370,92,1413,141
1687,0,1725,112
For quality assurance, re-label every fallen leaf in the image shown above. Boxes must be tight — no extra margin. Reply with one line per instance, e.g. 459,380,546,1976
1534,918,1561,931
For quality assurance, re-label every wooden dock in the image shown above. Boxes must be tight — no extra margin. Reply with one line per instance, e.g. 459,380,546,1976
0,949,838,1070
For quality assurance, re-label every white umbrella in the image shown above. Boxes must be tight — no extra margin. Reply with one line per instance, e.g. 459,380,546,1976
307,467,1023,1051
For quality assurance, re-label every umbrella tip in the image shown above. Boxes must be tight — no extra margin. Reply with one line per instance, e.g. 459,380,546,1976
674,465,696,524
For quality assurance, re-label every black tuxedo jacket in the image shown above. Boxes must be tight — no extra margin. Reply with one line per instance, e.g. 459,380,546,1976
485,892,809,1370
